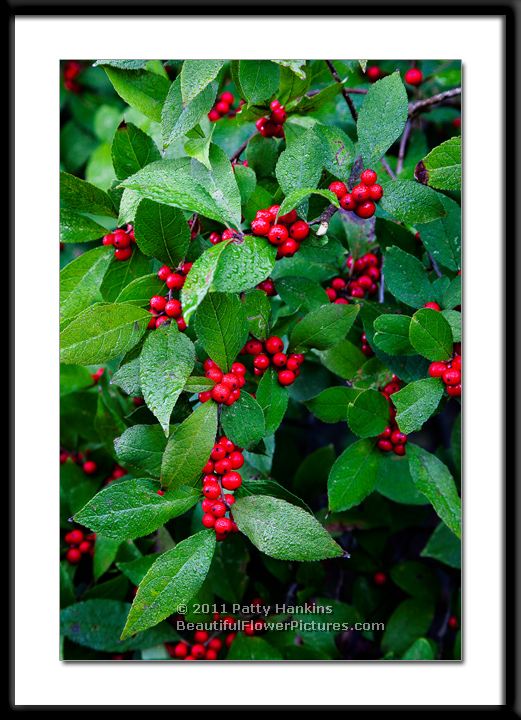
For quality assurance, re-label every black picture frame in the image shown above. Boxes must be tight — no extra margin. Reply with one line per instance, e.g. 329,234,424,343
9,0,519,712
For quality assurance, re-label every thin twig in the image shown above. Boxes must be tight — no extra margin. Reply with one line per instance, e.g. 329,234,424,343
380,157,396,180
325,60,358,122
429,254,443,278
378,272,385,303
396,120,412,175
230,132,257,163
408,87,461,117
309,203,339,235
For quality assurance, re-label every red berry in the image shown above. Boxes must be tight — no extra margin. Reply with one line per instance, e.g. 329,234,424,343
164,299,182,318
210,501,227,518
65,529,84,545
231,362,247,376
340,193,357,211
289,220,309,241
272,352,287,368
206,367,224,383
350,285,365,298
374,571,387,585
251,218,271,236
404,67,423,86
211,444,227,461
357,275,373,290
203,483,220,500
329,181,348,199
114,247,132,261
214,458,232,475
150,295,167,312
198,391,211,403
245,339,263,355
393,444,406,456
355,201,376,219
83,460,97,475
365,253,379,267
277,239,300,257
77,541,91,553
209,231,222,245
113,229,131,249
157,265,171,281
326,288,337,301
270,107,287,124
278,369,296,386
377,439,393,452
442,368,461,386
205,649,218,660
278,209,298,225
285,356,300,372
446,384,461,397
366,66,382,82
66,548,82,564
215,100,230,115
268,224,289,246
352,184,371,203
228,451,244,469
208,109,220,122
219,436,235,452
191,644,206,659
214,517,233,535
208,637,222,651
174,642,189,659
258,278,276,296
383,381,401,395
451,355,462,372
367,266,380,281
181,262,192,275
220,91,234,105
360,169,377,186
391,430,407,445
424,302,441,311
368,184,383,201
155,316,170,328
166,273,184,290
202,513,216,528
201,498,213,513
222,471,242,491
265,336,284,354
429,361,447,378
253,354,270,371
379,426,392,439
448,615,459,630
102,233,115,246
222,229,235,241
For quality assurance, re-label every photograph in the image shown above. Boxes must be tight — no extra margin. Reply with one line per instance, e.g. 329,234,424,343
59,58,462,662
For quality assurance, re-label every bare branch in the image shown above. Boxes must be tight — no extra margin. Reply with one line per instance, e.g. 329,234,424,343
408,87,461,117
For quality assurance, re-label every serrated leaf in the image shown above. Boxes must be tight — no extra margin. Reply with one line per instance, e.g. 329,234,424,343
380,180,447,224
60,171,116,217
419,136,461,191
392,377,444,434
115,273,166,307
161,76,217,148
75,479,200,542
60,209,107,244
100,250,153,302
314,124,356,184
256,370,289,435
277,188,338,218
306,386,360,423
383,247,432,309
373,314,415,355
121,530,216,638
180,60,224,104
161,401,218,489
347,389,390,438
328,438,380,511
409,308,453,360
103,66,170,123
221,392,266,449
140,324,195,434
289,303,359,351
60,303,150,365
181,241,230,323
212,236,277,294
408,444,461,538
114,424,167,478
242,290,271,340
191,144,242,228
275,127,324,209
233,495,343,561
134,199,190,267
357,72,408,164
238,60,280,103
417,195,461,272
60,246,112,324
194,292,249,372
111,122,161,181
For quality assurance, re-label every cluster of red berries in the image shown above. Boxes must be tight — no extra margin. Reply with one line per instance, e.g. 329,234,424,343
361,331,373,357
103,464,127,485
64,528,96,565
428,345,462,398
257,278,276,296
63,61,82,93
255,99,287,138
250,205,310,259
240,336,304,386
198,359,246,406
102,224,136,261
377,377,408,456
148,262,192,330
404,67,423,86
200,436,243,540
329,169,383,219
208,228,237,245
167,629,226,661
366,66,384,83
325,252,381,303
208,91,241,122
59,449,98,476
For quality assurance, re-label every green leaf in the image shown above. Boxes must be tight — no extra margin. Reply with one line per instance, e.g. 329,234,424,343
100,250,152,302
402,638,436,660
246,134,279,178
238,60,280,103
121,530,216,638
381,597,435,655
418,195,461,272
120,158,232,224
347,389,390,438
60,171,116,217
420,136,461,191
93,536,121,580
75,479,200,542
194,293,249,372
115,273,166,307
181,242,230,323
276,127,324,206
60,209,107,244
111,122,161,181
318,340,366,379
103,66,170,123
380,180,447,224
161,76,217,148
289,303,359,351
233,495,343,561
61,599,176,652
421,522,461,569
256,370,289,435
161,401,218,489
234,163,257,204
409,308,453,361
134,199,190,268
314,124,355,184
114,424,167,478
221,392,266,449
212,236,277,294
276,277,330,313
373,314,415,355
191,144,242,228
60,247,112,324
306,386,360,423
328,439,380,511
238,477,311,514
111,357,141,395
277,188,338,218
376,452,428,506
227,635,283,660
140,324,195,434
390,561,439,601
180,60,224,104
242,290,272,340
392,377,444,433
408,444,461,538
273,59,307,79
60,364,94,396
357,72,408,164
60,304,150,365
117,554,162,585
383,247,432,309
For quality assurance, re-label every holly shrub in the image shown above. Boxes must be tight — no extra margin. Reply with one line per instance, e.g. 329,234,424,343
60,59,461,661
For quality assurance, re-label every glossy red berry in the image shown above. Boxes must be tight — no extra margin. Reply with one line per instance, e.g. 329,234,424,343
155,316,170,328
326,288,337,301
366,66,382,82
222,471,242,491
66,547,82,564
429,361,447,378
210,501,227,518
424,302,441,311
83,460,97,475
329,181,348,199
206,367,224,384
157,265,171,281
191,644,206,659
265,336,284,354
221,91,234,105
374,571,387,585
377,439,393,452
245,339,263,355
368,184,383,201
272,352,287,368
393,444,406,456
203,483,221,500
289,220,309,241
404,67,423,86
442,368,461,386
202,513,216,528
355,201,376,219
277,239,300,257
174,642,189,659
278,209,298,225
150,295,167,312
228,451,244,469
268,224,289,245
65,529,84,545
209,231,222,245
278,369,296,386
113,229,131,248
166,273,184,290
165,299,182,318
198,390,211,403
446,384,462,397
391,430,407,445
352,184,371,204
360,169,378,186
253,354,270,371
340,193,357,211
208,109,220,122
214,517,233,535
251,218,271,236
114,247,132,261
214,458,232,475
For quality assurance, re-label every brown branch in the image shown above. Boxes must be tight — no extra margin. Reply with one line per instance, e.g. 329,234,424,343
325,60,358,122
396,120,412,175
408,87,461,117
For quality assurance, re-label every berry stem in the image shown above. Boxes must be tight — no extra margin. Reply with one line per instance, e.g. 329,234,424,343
396,119,412,175
408,87,461,117
325,60,358,122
